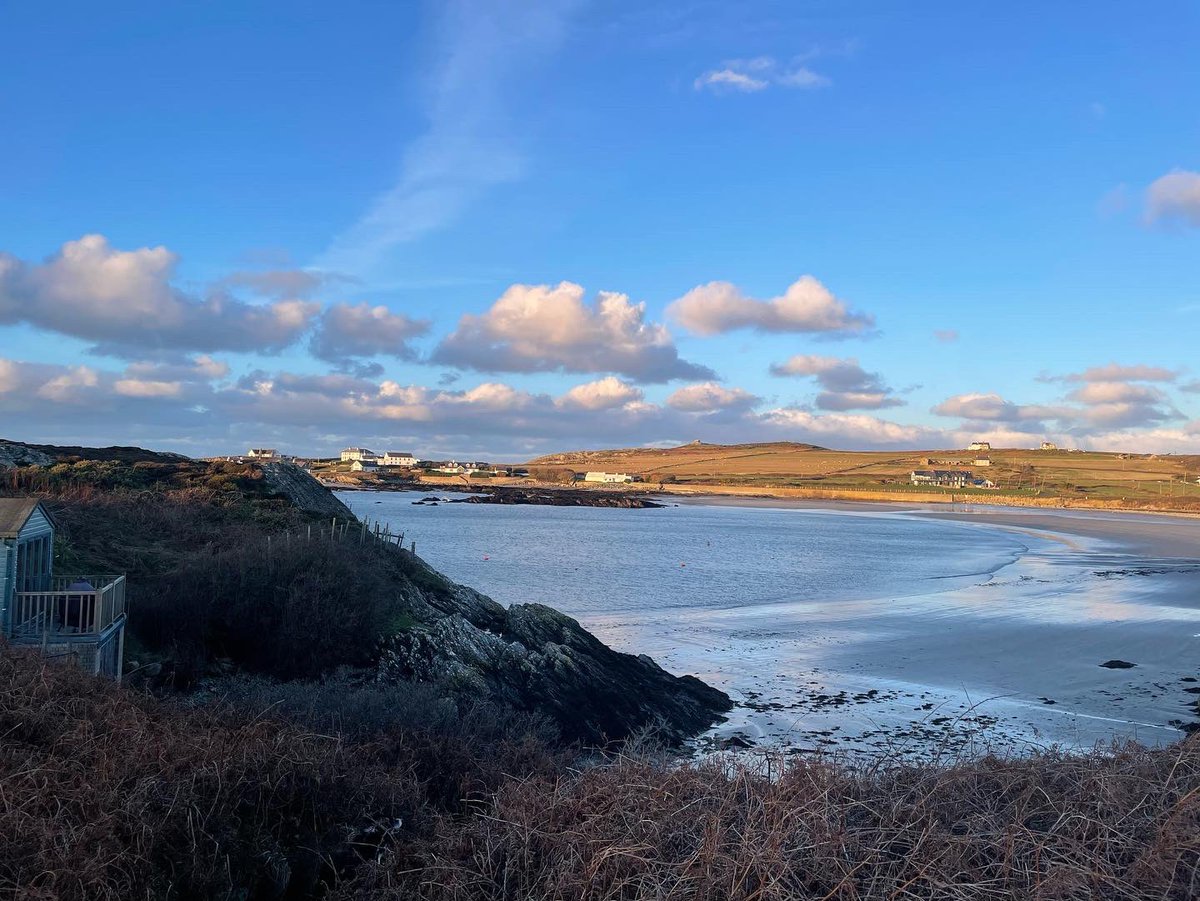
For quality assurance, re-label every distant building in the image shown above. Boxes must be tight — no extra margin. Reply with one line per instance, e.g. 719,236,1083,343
341,447,377,463
973,478,998,489
968,441,991,452
432,462,465,475
910,469,973,488
350,459,378,472
973,456,992,467
379,451,416,468
583,471,640,483
1040,441,1057,451
246,448,279,460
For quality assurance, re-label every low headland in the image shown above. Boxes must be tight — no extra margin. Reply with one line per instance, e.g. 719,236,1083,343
326,440,1200,516
1,439,1197,900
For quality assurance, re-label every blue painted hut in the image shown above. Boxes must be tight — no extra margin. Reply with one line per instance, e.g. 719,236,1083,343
0,498,127,677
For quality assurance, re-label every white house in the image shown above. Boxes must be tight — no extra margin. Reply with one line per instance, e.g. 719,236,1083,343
246,448,279,460
350,459,378,472
583,471,638,483
1040,441,1057,451
968,441,991,452
973,456,992,467
910,469,973,488
341,447,377,463
379,451,416,468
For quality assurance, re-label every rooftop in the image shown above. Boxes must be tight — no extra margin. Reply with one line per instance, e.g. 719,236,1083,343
0,498,48,539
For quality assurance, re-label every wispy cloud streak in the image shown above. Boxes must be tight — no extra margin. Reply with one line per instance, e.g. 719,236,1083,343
319,0,579,275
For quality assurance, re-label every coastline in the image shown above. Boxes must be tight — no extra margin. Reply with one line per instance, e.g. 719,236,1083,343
663,494,1200,558
330,474,1200,519
345,488,1200,756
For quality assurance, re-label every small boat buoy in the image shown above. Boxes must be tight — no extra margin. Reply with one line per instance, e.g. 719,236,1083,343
483,555,490,561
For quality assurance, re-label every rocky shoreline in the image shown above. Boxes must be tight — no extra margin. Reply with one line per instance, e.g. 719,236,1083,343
411,488,663,508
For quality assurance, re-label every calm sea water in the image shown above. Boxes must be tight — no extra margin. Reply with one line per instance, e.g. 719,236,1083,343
337,490,1199,754
339,491,1024,616
333,494,1200,753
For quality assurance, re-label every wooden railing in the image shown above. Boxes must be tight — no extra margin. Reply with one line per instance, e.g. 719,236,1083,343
10,575,126,641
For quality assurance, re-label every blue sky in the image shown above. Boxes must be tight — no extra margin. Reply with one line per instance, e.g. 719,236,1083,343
1,0,1198,457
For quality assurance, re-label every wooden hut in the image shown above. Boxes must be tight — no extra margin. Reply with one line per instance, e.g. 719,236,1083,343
0,499,127,678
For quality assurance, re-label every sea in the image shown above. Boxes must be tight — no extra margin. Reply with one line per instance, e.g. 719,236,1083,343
338,490,1200,757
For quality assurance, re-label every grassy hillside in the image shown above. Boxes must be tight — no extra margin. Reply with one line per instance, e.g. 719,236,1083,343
527,442,1200,511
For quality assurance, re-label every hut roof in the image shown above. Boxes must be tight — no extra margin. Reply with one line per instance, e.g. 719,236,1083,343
0,498,52,539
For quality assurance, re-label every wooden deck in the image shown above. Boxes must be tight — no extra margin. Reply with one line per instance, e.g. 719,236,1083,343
10,575,127,642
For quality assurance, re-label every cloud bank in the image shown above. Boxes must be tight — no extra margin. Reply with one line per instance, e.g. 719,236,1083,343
0,235,319,357
770,354,902,410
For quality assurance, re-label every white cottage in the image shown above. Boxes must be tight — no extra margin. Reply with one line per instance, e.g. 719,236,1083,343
0,499,127,678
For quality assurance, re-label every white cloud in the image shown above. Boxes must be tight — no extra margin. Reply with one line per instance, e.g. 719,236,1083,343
932,393,1063,424
769,354,901,410
761,407,937,447
0,235,320,356
667,382,759,412
1058,363,1178,383
1145,169,1200,227
557,377,644,411
37,366,99,403
669,276,874,337
776,67,831,89
693,69,768,92
433,281,714,382
309,302,430,366
114,379,183,399
694,56,831,94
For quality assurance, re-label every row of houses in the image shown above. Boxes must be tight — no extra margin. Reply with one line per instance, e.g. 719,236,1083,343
340,448,418,468
910,470,997,489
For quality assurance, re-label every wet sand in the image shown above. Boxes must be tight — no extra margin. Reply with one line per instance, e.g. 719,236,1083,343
645,498,1200,757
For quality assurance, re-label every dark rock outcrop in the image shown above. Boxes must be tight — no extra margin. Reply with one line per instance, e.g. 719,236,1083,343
447,488,664,508
261,462,355,519
0,441,54,468
379,576,731,746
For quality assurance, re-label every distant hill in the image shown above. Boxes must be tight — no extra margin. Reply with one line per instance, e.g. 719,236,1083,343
521,442,1200,511
529,441,828,467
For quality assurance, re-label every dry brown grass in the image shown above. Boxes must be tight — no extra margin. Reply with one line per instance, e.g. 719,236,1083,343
345,744,1200,900
0,648,407,901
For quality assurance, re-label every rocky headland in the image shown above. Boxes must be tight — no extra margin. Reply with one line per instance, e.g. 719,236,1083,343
0,442,726,746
